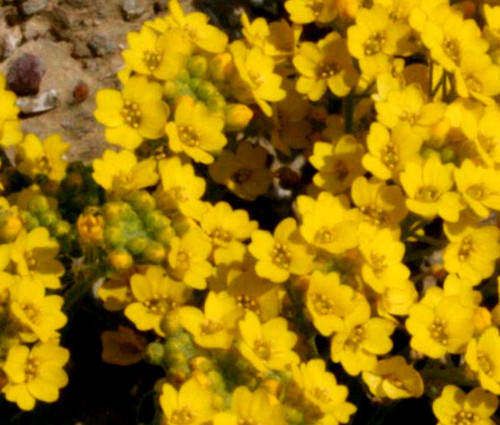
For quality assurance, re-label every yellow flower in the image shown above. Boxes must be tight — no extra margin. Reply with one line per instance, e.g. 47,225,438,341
433,385,498,425
214,386,286,425
284,0,336,24
400,155,464,222
347,6,412,78
331,299,395,376
375,84,446,140
92,150,159,193
456,54,500,106
160,378,215,425
249,217,315,283
351,176,407,229
167,0,228,53
454,159,500,218
406,286,475,358
179,291,241,349
362,356,423,400
77,210,104,244
294,32,358,100
16,133,70,183
465,327,500,394
94,76,168,150
2,342,69,410
230,40,286,116
166,98,227,164
200,201,258,265
0,73,22,146
362,122,422,181
238,311,299,373
297,191,358,254
10,227,65,289
359,228,409,294
209,142,273,201
9,276,67,342
306,271,358,336
168,227,212,289
443,218,500,285
292,359,357,425
122,26,189,80
155,156,206,220
124,266,189,336
475,105,500,167
420,4,487,73
377,279,418,317
310,135,365,194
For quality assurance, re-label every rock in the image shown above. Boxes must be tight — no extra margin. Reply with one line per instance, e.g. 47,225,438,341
7,53,45,96
87,34,116,57
16,89,58,115
22,16,51,40
21,0,49,15
71,40,92,58
120,0,146,21
71,81,89,104
3,26,23,58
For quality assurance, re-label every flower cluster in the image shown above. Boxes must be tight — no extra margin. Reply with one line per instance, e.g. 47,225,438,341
1,0,500,422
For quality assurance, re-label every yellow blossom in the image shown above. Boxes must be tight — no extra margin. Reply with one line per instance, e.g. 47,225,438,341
456,54,500,106
209,142,273,201
297,191,358,254
359,228,409,294
10,227,65,289
285,0,336,24
16,133,70,183
0,74,22,146
168,227,212,290
166,98,227,164
443,218,500,285
331,299,395,376
362,122,422,181
406,286,475,358
200,201,258,265
179,291,241,349
475,105,500,166
213,386,286,425
292,359,357,425
160,378,215,425
294,32,358,100
124,266,189,336
94,76,168,150
465,327,500,394
249,217,315,283
433,385,498,425
238,311,299,373
310,135,365,194
362,356,424,399
2,342,69,411
400,155,464,222
9,276,67,343
155,156,206,220
230,40,286,116
454,159,500,218
92,150,159,192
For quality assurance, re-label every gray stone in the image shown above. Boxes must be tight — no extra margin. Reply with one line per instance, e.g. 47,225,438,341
120,0,146,21
21,0,49,15
16,90,58,115
3,27,23,58
87,34,116,57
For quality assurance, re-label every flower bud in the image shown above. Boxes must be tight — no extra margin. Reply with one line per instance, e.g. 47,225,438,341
109,250,133,269
145,342,165,366
224,104,254,132
104,226,126,248
0,214,22,242
27,194,50,214
78,213,104,244
127,236,148,256
143,242,166,263
187,55,208,78
208,53,233,81
39,210,58,228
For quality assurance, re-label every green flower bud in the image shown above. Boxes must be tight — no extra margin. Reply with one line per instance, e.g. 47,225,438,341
143,241,166,263
127,191,156,212
440,147,456,163
27,194,50,214
127,235,148,256
145,342,165,366
187,55,208,78
196,80,217,101
104,226,127,248
39,210,58,228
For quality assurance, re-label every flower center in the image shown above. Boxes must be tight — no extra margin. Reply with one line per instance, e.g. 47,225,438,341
466,184,486,200
254,339,271,360
236,294,261,315
211,228,232,243
143,297,176,315
143,50,162,72
121,101,142,129
24,358,39,382
272,243,291,269
177,125,200,147
317,63,339,79
312,293,335,315
346,326,365,350
458,235,474,262
359,206,387,226
315,227,337,244
415,186,441,202
175,250,191,271
477,353,494,376
382,144,399,170
364,32,386,56
170,406,195,424
442,36,461,65
429,318,448,345
451,410,478,425
200,319,224,335
232,168,254,184
310,387,332,404
370,253,387,276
